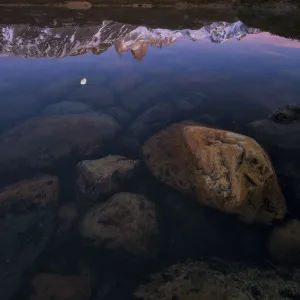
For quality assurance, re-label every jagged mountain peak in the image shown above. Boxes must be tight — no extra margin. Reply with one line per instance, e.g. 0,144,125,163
0,20,260,59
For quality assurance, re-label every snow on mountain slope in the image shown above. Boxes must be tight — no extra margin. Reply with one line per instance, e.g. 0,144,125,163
0,20,260,59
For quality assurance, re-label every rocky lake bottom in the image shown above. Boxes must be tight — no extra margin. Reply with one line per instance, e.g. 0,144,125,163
1,6,300,300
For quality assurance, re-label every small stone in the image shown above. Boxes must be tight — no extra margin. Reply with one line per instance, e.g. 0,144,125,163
30,274,91,300
268,219,300,264
77,155,141,206
79,192,158,256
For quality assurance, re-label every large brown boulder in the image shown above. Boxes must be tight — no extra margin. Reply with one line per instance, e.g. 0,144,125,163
30,274,91,300
142,122,286,224
0,113,120,177
0,175,59,300
134,260,300,300
77,155,141,206
268,219,300,264
79,192,158,256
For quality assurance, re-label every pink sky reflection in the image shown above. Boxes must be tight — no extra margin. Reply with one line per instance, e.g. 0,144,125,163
242,32,300,49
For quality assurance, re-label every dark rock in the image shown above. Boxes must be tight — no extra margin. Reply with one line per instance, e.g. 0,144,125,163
77,155,141,207
0,175,59,300
269,104,300,124
41,101,93,116
134,260,300,300
30,274,91,300
79,192,158,256
0,113,120,179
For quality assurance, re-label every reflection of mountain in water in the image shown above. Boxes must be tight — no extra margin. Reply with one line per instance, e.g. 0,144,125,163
0,20,260,59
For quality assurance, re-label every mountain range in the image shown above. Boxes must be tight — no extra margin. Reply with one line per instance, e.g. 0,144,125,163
0,20,260,59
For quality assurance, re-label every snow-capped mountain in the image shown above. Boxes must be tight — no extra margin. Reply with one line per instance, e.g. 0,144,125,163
0,20,260,59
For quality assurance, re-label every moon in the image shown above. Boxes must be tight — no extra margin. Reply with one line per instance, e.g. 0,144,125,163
80,78,87,85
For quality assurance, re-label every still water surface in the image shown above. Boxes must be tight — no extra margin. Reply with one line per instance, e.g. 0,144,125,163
1,7,300,300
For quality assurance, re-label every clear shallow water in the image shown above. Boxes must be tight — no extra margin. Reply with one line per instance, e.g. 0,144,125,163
1,7,300,300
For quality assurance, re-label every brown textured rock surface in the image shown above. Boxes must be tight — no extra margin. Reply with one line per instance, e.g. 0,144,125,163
143,122,286,223
0,175,59,300
268,219,300,264
0,175,59,217
79,192,158,255
134,260,300,300
77,155,140,206
30,274,91,300
0,113,120,176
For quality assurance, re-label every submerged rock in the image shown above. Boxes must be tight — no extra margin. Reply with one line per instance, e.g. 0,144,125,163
41,101,93,116
0,113,120,177
143,122,286,224
0,175,59,300
269,104,300,124
79,192,158,256
134,260,300,300
77,155,141,206
268,219,300,264
30,274,91,300
0,175,59,216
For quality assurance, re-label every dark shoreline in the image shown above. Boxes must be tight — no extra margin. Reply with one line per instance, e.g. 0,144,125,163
0,0,298,9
